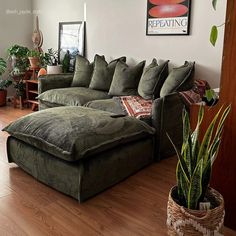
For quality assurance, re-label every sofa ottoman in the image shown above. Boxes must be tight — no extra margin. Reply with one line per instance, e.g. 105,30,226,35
3,106,155,202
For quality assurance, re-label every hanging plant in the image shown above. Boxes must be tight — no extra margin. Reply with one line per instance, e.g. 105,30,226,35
210,0,233,46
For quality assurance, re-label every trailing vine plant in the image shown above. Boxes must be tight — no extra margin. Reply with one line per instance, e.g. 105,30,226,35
210,0,233,46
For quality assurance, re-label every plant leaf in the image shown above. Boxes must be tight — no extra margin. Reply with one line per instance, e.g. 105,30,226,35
182,109,191,146
210,26,218,46
188,162,203,210
188,159,203,209
205,89,216,102
212,0,217,10
167,133,190,181
208,105,231,162
191,105,204,168
177,161,189,207
176,161,186,205
200,158,212,202
213,105,231,143
182,109,192,174
197,107,222,165
210,138,221,164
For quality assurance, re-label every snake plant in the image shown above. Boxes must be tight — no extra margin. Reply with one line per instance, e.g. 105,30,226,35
168,105,231,210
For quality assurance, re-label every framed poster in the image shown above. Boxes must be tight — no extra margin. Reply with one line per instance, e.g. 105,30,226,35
146,0,191,35
58,21,85,72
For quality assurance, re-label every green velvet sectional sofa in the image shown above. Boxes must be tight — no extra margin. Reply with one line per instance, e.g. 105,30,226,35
38,73,186,159
4,55,195,202
37,57,195,160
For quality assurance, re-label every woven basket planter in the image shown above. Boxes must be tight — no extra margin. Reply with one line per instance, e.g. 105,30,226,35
167,186,225,236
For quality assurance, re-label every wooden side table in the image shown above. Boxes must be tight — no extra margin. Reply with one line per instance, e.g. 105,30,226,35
26,80,39,111
12,68,40,109
29,67,40,80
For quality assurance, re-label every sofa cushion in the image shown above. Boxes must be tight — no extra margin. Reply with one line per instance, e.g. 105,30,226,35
85,97,152,125
108,61,146,96
38,87,110,106
3,106,155,162
160,61,195,97
138,59,169,99
89,55,126,91
71,55,104,87
85,98,126,115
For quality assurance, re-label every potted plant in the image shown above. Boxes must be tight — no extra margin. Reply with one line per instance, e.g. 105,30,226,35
43,48,62,74
7,44,29,76
27,49,41,68
0,58,12,106
202,89,219,106
167,105,231,235
62,50,70,73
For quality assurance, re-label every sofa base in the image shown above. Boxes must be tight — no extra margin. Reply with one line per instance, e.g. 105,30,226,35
7,136,154,202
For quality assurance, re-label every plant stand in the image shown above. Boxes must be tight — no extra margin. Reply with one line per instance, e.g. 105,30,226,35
167,186,225,236
12,95,23,109
26,79,38,111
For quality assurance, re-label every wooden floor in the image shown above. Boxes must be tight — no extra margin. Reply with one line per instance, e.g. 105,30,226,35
0,104,235,236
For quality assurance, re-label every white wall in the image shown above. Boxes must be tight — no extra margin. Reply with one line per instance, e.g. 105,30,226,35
86,0,226,88
0,0,33,58
32,0,226,88
0,0,33,95
32,0,84,51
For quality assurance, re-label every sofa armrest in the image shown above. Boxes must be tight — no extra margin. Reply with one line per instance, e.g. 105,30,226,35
38,74,74,94
151,92,186,161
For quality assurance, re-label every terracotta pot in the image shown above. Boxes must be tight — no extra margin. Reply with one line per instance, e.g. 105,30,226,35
47,65,62,74
28,57,40,68
167,186,225,236
0,89,7,106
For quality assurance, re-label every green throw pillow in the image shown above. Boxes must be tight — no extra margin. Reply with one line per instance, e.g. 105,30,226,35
71,55,104,87
160,61,195,97
138,59,169,100
89,55,126,91
108,61,146,96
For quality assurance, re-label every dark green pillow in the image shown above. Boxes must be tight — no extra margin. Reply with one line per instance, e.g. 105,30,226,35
160,61,195,97
89,55,126,91
138,59,169,100
71,55,93,87
71,55,105,87
108,61,146,96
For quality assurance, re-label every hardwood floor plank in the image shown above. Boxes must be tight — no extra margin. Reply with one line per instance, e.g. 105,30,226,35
0,105,235,235
0,207,27,236
0,184,12,198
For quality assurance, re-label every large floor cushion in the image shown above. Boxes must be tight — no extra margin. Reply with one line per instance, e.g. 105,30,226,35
37,87,111,107
7,136,154,202
5,106,155,202
3,106,155,162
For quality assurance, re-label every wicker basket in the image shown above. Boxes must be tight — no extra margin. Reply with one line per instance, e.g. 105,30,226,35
167,186,225,236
